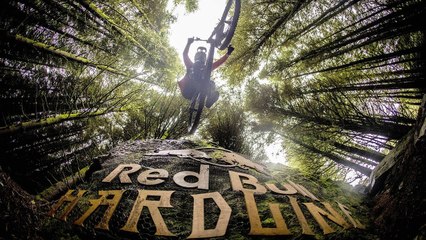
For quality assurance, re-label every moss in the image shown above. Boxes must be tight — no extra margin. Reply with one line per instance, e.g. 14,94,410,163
210,150,225,160
40,140,378,239
40,218,81,240
37,166,90,201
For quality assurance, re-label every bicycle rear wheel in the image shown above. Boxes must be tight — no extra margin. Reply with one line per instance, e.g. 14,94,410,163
215,0,241,50
188,92,207,134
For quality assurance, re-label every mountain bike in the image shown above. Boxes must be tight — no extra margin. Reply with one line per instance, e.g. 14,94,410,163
188,0,241,134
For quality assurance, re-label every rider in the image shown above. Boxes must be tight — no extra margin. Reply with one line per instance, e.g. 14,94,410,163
178,37,234,108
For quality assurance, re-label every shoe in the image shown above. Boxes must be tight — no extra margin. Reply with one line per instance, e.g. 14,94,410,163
206,91,219,108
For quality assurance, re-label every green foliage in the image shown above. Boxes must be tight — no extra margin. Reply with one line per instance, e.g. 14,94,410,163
223,0,425,178
171,0,199,13
201,102,249,154
0,0,189,193
199,93,276,163
121,84,189,140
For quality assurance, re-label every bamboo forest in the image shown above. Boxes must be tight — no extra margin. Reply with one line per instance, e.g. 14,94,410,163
0,0,425,239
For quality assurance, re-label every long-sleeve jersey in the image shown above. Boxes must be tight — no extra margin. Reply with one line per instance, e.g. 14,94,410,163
183,43,229,70
178,41,230,99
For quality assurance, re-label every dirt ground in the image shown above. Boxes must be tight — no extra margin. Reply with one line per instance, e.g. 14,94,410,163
1,100,425,239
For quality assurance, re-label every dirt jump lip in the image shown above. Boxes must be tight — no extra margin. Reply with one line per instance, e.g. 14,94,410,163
145,147,269,174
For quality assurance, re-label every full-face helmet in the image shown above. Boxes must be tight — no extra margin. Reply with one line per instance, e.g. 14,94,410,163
194,47,207,64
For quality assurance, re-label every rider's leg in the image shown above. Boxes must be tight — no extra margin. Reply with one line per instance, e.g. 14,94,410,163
179,76,193,100
182,85,196,100
181,77,197,100
206,81,219,108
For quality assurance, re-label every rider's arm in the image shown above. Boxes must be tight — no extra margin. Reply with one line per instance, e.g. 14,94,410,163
212,45,234,70
183,39,193,67
212,54,229,70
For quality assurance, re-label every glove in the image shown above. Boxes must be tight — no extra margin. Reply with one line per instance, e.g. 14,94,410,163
227,45,234,55
187,37,194,44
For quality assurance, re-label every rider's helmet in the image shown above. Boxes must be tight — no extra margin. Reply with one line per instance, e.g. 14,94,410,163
194,47,207,64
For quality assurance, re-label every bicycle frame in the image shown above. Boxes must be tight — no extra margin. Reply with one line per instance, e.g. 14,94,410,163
187,0,240,134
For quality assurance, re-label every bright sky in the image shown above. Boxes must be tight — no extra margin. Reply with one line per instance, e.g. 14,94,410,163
265,139,287,164
167,0,287,164
168,0,227,63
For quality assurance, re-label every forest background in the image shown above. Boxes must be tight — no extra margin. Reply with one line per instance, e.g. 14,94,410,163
0,0,424,194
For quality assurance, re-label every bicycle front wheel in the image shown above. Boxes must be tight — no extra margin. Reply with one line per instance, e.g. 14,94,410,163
188,92,207,134
215,0,241,50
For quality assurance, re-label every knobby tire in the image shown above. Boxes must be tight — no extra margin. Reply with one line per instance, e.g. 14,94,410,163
217,0,241,50
187,0,241,134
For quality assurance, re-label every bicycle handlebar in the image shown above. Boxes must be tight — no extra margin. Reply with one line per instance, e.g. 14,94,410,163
193,37,208,42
